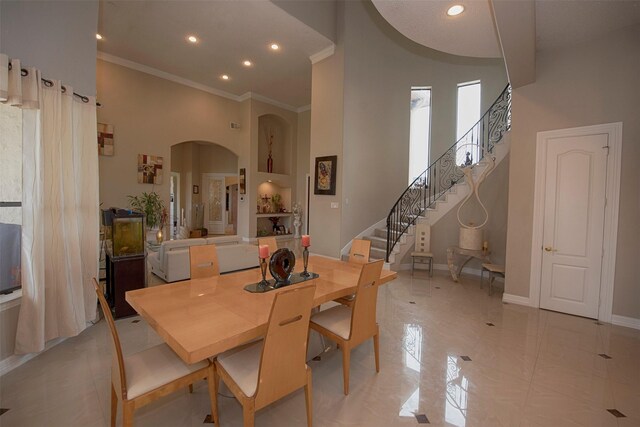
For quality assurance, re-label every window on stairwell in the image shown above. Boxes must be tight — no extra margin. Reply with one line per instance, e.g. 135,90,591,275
456,80,481,167
409,87,431,185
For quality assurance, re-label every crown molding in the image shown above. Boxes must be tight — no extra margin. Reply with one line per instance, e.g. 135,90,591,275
309,45,335,64
97,52,305,113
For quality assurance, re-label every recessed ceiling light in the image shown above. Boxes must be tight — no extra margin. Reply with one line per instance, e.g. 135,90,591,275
221,74,230,80
270,43,280,51
187,35,198,43
96,34,103,40
267,180,273,183
447,5,465,16
243,60,252,67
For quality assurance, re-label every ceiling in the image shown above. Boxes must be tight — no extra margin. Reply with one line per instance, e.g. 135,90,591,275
98,1,640,109
97,0,334,109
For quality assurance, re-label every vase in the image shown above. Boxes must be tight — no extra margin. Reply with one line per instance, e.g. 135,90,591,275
156,228,164,244
267,153,273,173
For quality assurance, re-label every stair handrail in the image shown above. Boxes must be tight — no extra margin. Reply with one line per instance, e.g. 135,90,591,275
385,84,511,262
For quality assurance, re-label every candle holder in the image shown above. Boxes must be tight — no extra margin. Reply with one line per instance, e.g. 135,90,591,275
259,258,270,288
301,246,310,277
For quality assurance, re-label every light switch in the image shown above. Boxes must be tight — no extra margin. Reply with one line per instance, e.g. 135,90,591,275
331,202,339,209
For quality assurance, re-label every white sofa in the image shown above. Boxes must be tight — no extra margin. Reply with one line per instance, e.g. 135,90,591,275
148,236,259,282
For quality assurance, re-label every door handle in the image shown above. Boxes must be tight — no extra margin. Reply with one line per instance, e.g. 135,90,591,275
544,246,553,252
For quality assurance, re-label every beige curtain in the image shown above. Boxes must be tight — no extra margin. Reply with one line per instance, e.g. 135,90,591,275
0,53,99,354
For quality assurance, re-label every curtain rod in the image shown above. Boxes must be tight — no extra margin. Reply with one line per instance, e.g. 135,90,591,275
8,62,101,106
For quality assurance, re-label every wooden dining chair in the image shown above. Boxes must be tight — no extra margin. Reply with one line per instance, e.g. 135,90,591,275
334,239,372,307
189,244,220,279
348,239,371,264
257,236,278,256
213,284,316,427
310,260,384,395
92,278,218,427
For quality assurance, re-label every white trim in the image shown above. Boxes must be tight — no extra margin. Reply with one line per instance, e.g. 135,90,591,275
97,52,301,113
297,105,311,113
529,122,622,321
309,45,335,64
611,315,640,331
0,337,66,376
0,289,22,312
502,293,532,307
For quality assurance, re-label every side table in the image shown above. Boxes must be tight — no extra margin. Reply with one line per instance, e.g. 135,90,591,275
447,246,491,282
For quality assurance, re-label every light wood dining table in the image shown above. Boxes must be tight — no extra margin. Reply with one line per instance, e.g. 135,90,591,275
126,255,397,364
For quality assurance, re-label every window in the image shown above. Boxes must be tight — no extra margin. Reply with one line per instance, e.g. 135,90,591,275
0,102,23,294
409,87,431,184
456,81,481,166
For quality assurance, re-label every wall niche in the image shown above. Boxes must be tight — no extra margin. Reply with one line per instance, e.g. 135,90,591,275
258,114,291,175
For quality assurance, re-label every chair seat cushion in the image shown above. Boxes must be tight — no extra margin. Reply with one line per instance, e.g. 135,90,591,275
411,251,433,257
217,341,263,398
310,304,352,340
482,263,505,274
125,344,208,399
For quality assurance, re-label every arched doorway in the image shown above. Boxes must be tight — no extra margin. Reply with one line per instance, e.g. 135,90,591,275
170,141,239,238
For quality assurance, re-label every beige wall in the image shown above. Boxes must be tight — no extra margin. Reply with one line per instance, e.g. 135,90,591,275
296,110,311,219
505,24,640,319
0,0,98,95
309,0,507,256
309,4,346,256
97,59,251,234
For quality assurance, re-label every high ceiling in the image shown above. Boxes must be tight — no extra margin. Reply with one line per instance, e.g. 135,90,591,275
98,1,640,108
97,0,334,109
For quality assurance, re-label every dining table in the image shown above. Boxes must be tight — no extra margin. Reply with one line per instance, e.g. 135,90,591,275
126,255,397,364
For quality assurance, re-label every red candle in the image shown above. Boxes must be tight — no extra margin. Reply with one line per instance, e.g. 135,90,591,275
301,235,310,247
259,244,270,259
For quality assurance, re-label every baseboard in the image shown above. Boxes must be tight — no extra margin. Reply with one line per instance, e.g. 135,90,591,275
502,293,532,307
611,314,640,330
0,337,66,376
397,263,505,284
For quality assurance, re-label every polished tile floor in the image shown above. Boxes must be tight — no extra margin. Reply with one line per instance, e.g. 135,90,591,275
1,269,639,426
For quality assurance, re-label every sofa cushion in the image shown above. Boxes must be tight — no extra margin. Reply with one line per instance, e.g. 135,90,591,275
205,235,241,246
218,244,260,273
158,238,206,265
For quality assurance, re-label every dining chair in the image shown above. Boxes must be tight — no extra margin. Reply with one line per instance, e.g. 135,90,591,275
213,284,316,427
189,244,220,279
257,236,278,256
92,278,218,427
334,239,372,307
348,239,371,264
411,223,433,276
310,260,384,395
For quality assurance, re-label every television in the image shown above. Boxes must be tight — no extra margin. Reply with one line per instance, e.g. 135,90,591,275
0,222,21,294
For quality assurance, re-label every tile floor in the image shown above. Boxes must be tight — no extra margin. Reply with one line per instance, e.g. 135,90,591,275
1,269,639,426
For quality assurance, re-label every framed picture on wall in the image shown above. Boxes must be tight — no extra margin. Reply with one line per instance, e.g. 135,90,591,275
239,168,246,194
193,185,199,194
137,154,163,184
314,155,337,195
97,123,114,156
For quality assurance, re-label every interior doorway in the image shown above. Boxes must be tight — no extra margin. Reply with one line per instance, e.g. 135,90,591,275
170,172,180,239
529,122,621,321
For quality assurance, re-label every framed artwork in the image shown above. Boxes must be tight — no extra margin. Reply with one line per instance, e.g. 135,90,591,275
137,154,163,185
193,185,199,194
314,155,337,195
239,168,246,194
97,123,114,156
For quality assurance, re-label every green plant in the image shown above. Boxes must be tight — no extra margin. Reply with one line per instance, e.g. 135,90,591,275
128,192,165,229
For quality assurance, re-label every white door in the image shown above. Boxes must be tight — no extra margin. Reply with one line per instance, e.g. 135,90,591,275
203,174,226,235
539,133,608,318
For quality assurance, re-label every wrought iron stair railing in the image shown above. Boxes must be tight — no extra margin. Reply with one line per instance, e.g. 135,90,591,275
385,84,512,262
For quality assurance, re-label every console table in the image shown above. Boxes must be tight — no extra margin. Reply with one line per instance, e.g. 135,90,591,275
446,246,491,282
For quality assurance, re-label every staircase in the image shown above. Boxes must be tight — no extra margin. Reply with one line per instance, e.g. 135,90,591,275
341,84,512,268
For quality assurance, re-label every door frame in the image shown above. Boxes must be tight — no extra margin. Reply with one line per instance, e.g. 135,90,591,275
202,173,236,235
529,122,622,322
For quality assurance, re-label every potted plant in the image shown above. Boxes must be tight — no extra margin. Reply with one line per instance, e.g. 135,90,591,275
128,192,165,230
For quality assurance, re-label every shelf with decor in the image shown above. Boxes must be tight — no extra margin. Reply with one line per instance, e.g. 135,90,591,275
256,213,292,218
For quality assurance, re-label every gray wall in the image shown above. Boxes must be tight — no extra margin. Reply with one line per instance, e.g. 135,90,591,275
0,0,98,95
505,24,640,319
310,0,508,256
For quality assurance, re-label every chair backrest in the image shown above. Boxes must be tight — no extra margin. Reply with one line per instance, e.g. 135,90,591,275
257,237,278,256
92,278,128,400
348,239,371,264
414,223,431,253
189,244,220,279
255,284,316,408
349,260,384,344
